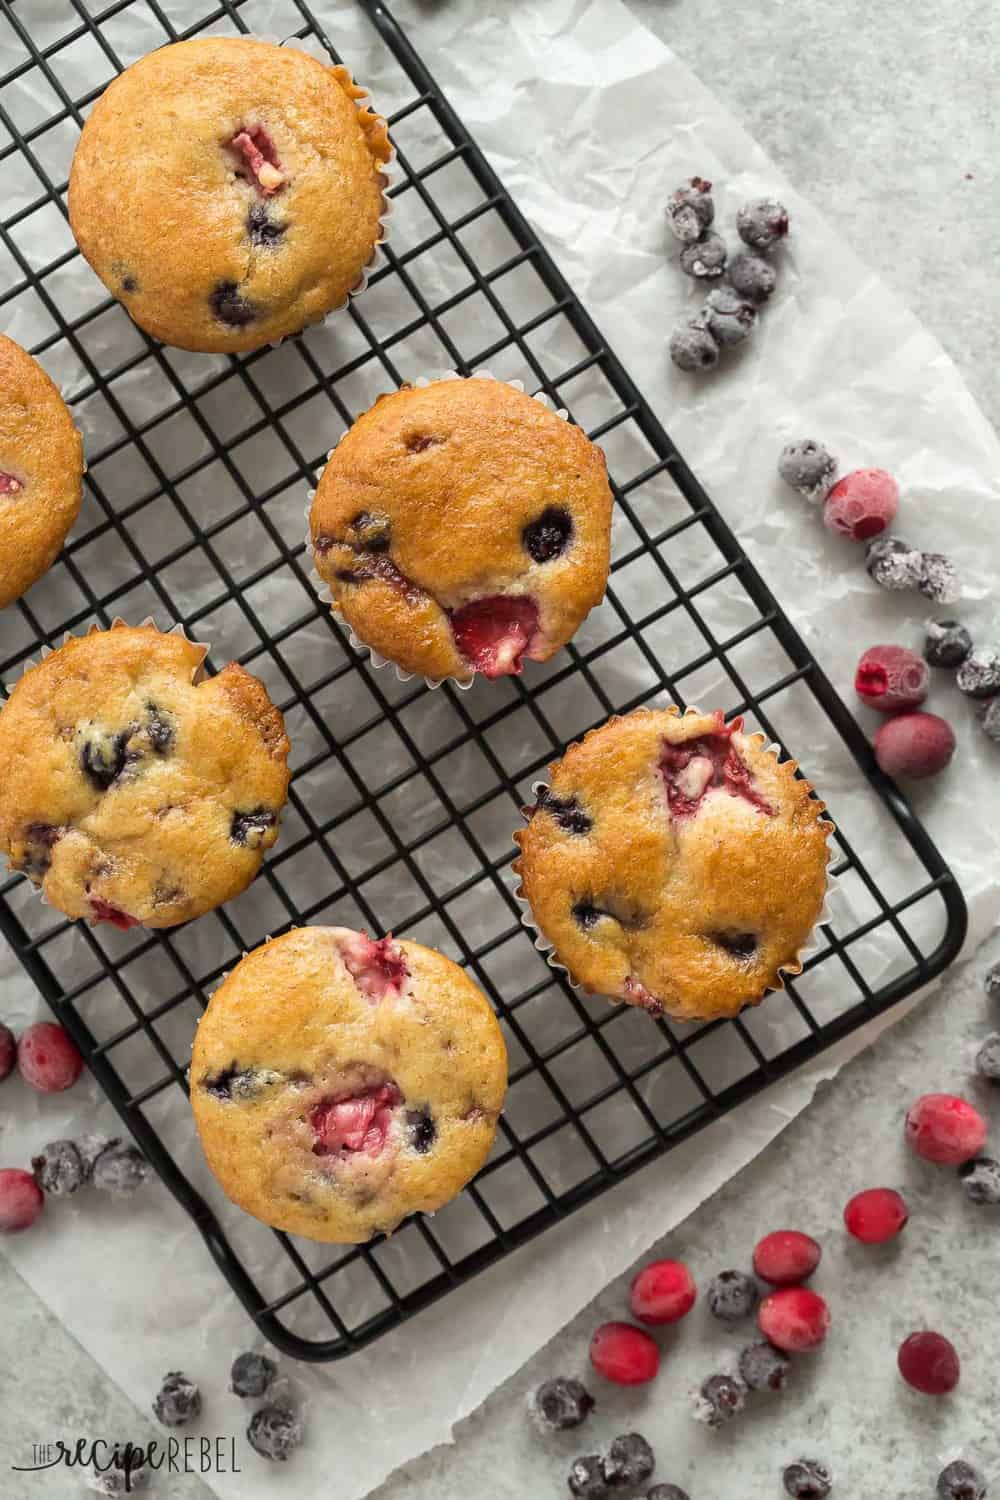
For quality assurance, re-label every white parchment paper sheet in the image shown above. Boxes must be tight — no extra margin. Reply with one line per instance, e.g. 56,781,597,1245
1,0,999,1496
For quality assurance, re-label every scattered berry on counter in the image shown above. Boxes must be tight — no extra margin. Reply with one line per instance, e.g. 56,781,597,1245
842,1187,909,1243
602,1433,655,1489
589,1322,660,1386
823,468,899,542
0,1022,15,1083
679,231,728,279
974,1033,1000,1081
897,1330,960,1395
0,1168,44,1233
736,198,789,251
76,1133,115,1182
630,1259,697,1325
958,1156,1000,1205
782,1458,833,1498
31,1139,85,1197
16,1021,83,1093
757,1287,830,1352
874,712,956,780
91,1141,151,1196
905,1093,986,1165
666,177,715,243
778,440,838,503
648,1489,691,1500
752,1229,822,1286
865,535,925,592
230,1351,278,1400
728,250,777,301
706,1269,759,1322
956,648,1000,699
702,286,758,346
690,1372,748,1428
669,318,720,372
533,1376,595,1430
152,1371,201,1428
854,645,929,713
984,959,1000,1002
936,1459,988,1499
924,619,973,670
918,552,960,604
91,1447,150,1495
978,698,1000,744
247,1405,303,1463
738,1341,791,1392
568,1455,607,1499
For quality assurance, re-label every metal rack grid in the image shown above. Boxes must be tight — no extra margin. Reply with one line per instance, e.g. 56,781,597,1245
0,0,966,1361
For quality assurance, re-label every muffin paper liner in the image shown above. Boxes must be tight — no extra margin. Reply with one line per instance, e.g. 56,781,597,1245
511,703,840,1020
304,368,571,690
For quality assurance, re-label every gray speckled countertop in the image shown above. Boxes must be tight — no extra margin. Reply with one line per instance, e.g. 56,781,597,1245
3,2,999,1496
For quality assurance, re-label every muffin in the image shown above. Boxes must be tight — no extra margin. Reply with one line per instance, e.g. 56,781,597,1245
0,622,290,928
68,37,391,353
191,927,508,1243
309,375,614,682
514,707,832,1022
0,335,84,609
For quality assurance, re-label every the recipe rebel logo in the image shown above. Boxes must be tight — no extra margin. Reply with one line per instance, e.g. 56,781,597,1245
11,1435,242,1490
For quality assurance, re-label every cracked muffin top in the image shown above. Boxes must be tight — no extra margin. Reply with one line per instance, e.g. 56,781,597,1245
191,926,508,1244
0,336,84,610
515,707,832,1023
309,376,614,682
68,37,391,353
0,622,290,929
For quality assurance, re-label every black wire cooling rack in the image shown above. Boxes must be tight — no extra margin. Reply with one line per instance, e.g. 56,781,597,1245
0,0,967,1361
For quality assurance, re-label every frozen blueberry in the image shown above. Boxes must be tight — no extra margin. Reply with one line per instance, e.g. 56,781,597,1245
247,1405,303,1463
979,698,1000,744
210,281,257,327
729,250,778,301
524,507,573,563
975,1033,1000,1081
702,287,757,347
648,1489,691,1500
152,1371,201,1428
202,1063,270,1100
706,1269,758,1322
782,1458,832,1498
957,649,1000,699
406,1109,436,1153
865,535,925,592
81,729,131,791
230,1351,278,1399
737,198,789,252
602,1434,655,1489
247,204,286,247
91,1446,149,1495
19,821,62,879
230,807,277,847
572,901,603,930
691,1372,747,1428
666,177,715,243
145,706,175,754
120,275,139,295
937,1459,987,1500
537,791,593,836
924,619,973,669
679,231,728,279
958,1156,1000,1205
568,1454,609,1499
738,1341,791,1392
31,1139,85,1197
76,1133,116,1182
778,439,837,502
985,960,1000,1002
91,1141,151,1197
669,318,720,372
919,552,960,604
346,509,392,553
533,1376,595,1430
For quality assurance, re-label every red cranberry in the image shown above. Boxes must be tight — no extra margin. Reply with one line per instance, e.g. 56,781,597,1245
337,932,409,1001
0,1168,44,1232
897,1331,960,1395
17,1022,84,1093
822,468,899,541
0,1022,15,1083
90,897,140,930
905,1093,986,1165
874,712,956,780
757,1288,830,1352
449,596,540,678
589,1322,660,1385
630,1259,697,1325
855,645,929,713
843,1187,909,1244
752,1230,822,1286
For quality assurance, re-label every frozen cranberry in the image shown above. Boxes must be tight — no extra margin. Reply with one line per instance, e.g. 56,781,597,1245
17,1021,84,1093
823,468,899,541
905,1094,986,1165
757,1287,830,1352
337,933,408,1001
311,1083,401,1159
589,1322,660,1385
843,1187,909,1243
874,712,956,780
854,645,929,713
449,595,540,677
752,1230,822,1286
630,1259,697,1325
0,1022,15,1083
0,1168,44,1232
897,1331,960,1394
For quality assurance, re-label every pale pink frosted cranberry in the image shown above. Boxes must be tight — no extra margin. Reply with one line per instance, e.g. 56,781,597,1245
757,1287,830,1352
855,645,929,712
874,712,956,780
630,1259,697,1325
589,1322,660,1385
449,596,540,677
17,1022,84,1093
843,1187,909,1244
823,468,899,541
337,933,408,1001
897,1330,960,1394
0,1169,43,1232
752,1230,822,1286
905,1094,986,1165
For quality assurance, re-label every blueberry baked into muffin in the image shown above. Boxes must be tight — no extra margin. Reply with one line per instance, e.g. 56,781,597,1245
68,37,391,353
514,707,832,1022
0,335,84,609
0,623,290,929
191,927,508,1243
309,376,614,681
